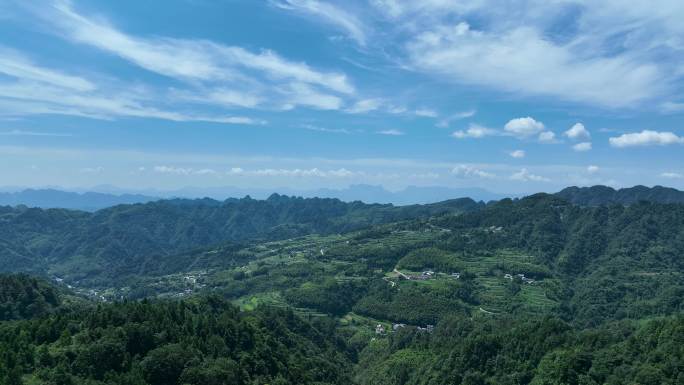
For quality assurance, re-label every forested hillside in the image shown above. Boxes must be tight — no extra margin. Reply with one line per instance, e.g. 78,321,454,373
555,185,684,206
0,194,481,284
0,274,61,321
0,297,353,385
2,188,684,384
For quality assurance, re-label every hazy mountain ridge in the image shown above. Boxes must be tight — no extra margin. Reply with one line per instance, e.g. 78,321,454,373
0,184,507,210
0,194,482,283
0,189,159,211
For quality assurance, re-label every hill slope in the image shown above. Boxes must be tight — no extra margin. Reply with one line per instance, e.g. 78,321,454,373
555,185,684,206
0,194,482,284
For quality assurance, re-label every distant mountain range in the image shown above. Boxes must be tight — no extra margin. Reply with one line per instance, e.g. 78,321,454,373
0,185,508,210
0,194,482,283
0,189,159,211
3,184,684,211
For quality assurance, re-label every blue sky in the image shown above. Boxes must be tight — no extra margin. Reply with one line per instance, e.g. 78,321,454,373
1,0,684,194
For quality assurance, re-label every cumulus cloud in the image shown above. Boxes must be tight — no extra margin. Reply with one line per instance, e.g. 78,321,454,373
537,131,557,143
510,168,549,182
452,124,498,139
565,123,591,140
572,142,592,152
587,165,600,174
504,117,545,137
509,150,525,158
609,130,684,147
451,164,495,179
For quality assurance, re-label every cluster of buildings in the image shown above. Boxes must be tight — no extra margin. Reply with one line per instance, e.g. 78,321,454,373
375,323,434,335
402,270,461,281
406,270,435,281
504,273,535,284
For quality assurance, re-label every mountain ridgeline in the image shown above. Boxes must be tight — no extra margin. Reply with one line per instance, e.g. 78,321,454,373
0,189,159,211
0,194,482,283
1,186,684,384
555,185,684,206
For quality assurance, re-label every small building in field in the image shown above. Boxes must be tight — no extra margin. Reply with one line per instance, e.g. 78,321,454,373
392,323,406,331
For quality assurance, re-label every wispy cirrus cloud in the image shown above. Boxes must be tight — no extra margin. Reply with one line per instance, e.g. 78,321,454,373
371,1,684,108
377,129,404,136
271,0,367,46
46,1,354,95
5,0,356,122
0,47,94,91
0,129,73,137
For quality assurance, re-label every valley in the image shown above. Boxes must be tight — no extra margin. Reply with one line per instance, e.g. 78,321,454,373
2,189,684,384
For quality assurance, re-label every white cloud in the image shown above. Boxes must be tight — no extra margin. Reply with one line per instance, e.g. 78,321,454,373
451,164,495,179
504,117,545,137
410,172,440,179
227,167,358,178
661,172,683,179
572,142,592,152
172,88,262,109
452,124,497,139
0,81,262,124
510,168,549,182
405,19,666,107
272,0,367,46
565,123,591,140
154,166,194,175
79,166,103,174
0,129,72,137
509,150,525,158
377,129,404,136
346,98,383,113
538,131,557,143
0,48,94,92
587,165,600,174
13,0,354,117
661,101,684,113
302,124,351,134
609,130,684,147
436,109,476,128
414,108,438,118
47,1,353,94
280,83,344,110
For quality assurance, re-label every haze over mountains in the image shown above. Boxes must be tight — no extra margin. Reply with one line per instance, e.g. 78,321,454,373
3,185,684,384
0,185,508,211
2,184,684,211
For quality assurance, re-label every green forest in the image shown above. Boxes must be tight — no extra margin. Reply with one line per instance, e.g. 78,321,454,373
1,188,684,384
